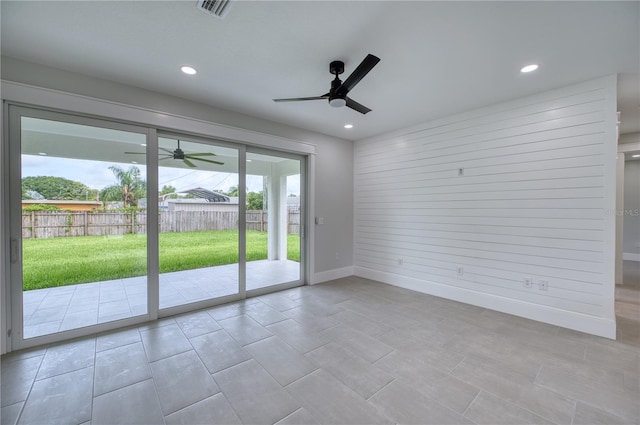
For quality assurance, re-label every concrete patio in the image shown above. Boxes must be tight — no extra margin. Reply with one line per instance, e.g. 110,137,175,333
22,260,300,339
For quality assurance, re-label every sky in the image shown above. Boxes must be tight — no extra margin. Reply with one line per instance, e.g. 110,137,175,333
22,155,300,196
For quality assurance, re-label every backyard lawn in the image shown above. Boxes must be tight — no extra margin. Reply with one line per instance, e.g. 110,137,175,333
23,230,300,290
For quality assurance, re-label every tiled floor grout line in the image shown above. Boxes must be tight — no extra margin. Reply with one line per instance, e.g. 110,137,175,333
460,389,481,417
463,385,564,425
532,363,544,382
364,377,396,401
11,349,47,425
89,337,98,424
569,399,578,425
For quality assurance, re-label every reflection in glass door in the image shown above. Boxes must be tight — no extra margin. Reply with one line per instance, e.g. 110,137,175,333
158,136,240,310
13,112,148,340
245,151,303,292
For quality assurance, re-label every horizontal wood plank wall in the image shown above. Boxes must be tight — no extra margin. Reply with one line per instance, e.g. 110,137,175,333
354,76,617,337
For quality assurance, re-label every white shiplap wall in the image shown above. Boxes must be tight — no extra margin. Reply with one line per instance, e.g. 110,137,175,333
354,76,618,338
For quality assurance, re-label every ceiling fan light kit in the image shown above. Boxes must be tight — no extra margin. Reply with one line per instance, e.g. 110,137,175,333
274,54,380,114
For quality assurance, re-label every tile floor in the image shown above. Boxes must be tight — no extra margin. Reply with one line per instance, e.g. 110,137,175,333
23,259,300,339
2,275,639,425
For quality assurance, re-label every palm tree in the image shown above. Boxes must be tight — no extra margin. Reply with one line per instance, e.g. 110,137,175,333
101,165,146,208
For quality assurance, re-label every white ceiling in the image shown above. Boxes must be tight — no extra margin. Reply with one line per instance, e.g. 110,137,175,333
1,1,639,141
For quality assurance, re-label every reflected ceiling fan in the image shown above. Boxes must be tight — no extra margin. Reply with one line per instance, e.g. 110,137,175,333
273,53,380,114
125,140,224,168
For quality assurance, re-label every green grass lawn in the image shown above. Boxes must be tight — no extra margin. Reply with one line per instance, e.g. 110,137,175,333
23,230,300,290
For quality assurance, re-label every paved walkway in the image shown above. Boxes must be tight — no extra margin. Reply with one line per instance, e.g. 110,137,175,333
23,260,300,339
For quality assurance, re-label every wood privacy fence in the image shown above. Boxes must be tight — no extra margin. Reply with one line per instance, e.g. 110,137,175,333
22,209,301,239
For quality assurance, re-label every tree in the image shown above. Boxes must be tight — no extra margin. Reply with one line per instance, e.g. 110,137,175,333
159,185,176,196
22,176,91,200
225,186,240,197
101,166,146,208
246,191,264,210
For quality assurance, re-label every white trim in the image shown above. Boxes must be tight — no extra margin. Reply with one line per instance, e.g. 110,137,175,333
147,128,159,321
312,266,354,285
618,142,640,153
0,80,316,155
1,102,9,354
306,155,316,285
602,74,618,322
355,266,616,339
623,252,640,262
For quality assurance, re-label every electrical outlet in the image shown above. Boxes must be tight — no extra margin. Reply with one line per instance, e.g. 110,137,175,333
538,280,549,291
457,266,464,276
398,258,404,266
524,278,533,288
458,168,464,176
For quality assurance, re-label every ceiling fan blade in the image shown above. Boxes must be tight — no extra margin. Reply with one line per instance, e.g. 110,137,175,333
190,157,225,165
335,54,380,97
346,97,372,115
183,158,197,168
159,147,174,154
186,152,217,157
124,151,146,155
273,95,329,102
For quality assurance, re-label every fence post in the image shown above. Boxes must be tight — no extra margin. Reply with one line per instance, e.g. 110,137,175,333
84,211,89,236
31,211,36,239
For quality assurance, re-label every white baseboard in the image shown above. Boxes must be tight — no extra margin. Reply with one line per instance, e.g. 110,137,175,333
311,266,354,285
623,252,640,262
354,266,616,339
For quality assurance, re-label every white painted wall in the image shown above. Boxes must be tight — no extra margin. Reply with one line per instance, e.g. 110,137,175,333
354,76,618,338
0,56,354,278
623,159,640,260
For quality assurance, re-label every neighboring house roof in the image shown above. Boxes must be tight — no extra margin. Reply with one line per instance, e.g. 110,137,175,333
181,187,230,203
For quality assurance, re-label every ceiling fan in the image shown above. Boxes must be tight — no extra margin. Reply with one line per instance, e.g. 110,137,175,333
273,54,381,114
125,140,224,168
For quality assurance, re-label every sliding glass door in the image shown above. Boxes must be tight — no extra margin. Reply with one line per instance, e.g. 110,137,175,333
157,135,240,311
6,106,305,350
245,150,304,293
9,107,150,344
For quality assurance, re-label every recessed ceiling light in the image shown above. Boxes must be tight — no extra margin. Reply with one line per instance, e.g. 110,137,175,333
181,66,197,75
131,161,138,164
632,154,640,158
246,159,252,162
38,152,47,156
141,143,147,147
344,124,354,129
520,64,539,73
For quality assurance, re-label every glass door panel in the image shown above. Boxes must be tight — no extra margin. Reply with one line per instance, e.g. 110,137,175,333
18,115,148,339
158,136,239,309
245,151,303,291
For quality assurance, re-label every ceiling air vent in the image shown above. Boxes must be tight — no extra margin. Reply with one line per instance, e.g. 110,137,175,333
196,0,233,19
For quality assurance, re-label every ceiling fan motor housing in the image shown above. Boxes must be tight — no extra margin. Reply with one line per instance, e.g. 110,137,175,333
329,60,344,75
173,148,185,159
329,70,346,107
